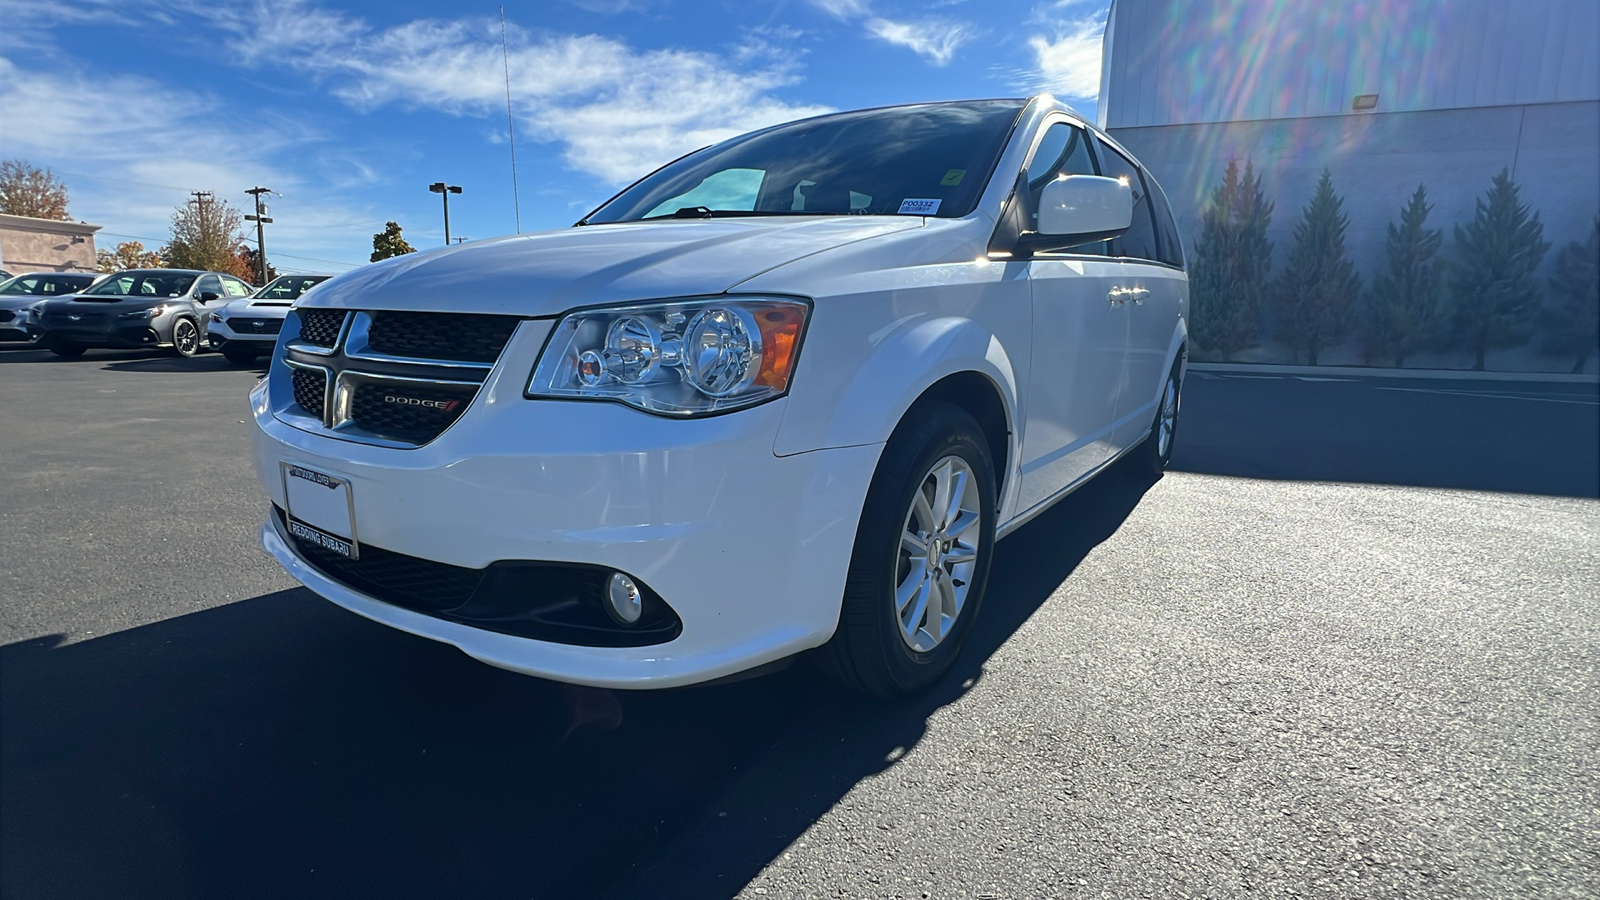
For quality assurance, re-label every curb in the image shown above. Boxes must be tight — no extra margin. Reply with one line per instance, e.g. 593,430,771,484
1187,362,1600,384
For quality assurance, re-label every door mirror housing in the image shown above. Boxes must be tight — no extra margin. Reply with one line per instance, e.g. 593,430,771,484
1033,174,1132,250
197,291,221,303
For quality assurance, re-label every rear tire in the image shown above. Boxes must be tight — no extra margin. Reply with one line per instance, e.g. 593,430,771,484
1136,356,1183,475
222,347,258,365
816,401,997,697
47,341,85,358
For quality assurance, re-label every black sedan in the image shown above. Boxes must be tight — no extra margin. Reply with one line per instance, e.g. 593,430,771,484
33,269,254,358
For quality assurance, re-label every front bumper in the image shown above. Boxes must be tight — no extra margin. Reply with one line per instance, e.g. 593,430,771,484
252,324,881,688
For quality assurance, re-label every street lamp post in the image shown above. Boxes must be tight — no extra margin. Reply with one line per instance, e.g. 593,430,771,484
428,182,463,245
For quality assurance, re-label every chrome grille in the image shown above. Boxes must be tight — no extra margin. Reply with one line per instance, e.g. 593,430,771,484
367,311,519,363
275,309,521,448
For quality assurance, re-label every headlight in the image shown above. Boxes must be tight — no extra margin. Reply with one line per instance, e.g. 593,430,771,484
210,312,224,324
120,307,163,319
528,297,808,416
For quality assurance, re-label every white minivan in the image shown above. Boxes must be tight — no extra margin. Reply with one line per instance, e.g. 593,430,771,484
251,96,1188,696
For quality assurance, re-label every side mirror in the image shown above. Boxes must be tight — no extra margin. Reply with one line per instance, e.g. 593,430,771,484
1035,175,1133,249
198,291,221,303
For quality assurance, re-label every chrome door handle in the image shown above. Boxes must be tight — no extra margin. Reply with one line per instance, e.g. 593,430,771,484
1108,287,1127,305
1126,288,1149,305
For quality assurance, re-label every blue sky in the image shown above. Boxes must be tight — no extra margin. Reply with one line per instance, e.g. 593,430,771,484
1,0,1109,273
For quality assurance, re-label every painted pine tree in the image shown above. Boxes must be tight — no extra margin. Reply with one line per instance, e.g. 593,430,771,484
1189,159,1273,360
1540,219,1599,374
1449,169,1549,371
1274,170,1361,365
1362,185,1445,367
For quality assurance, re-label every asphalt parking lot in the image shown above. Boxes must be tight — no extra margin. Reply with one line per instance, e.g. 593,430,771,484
1,346,1596,900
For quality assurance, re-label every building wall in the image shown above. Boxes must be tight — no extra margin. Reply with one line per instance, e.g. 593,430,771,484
1100,0,1599,129
1112,100,1600,283
0,214,101,273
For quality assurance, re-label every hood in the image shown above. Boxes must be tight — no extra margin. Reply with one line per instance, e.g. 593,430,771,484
301,217,925,316
64,295,174,310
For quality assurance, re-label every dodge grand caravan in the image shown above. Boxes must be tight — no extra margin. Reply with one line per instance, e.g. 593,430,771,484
251,96,1189,696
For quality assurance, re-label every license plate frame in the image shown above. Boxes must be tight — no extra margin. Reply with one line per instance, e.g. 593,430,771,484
280,462,359,560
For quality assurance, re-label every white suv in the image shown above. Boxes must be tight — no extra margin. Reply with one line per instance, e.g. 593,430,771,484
251,97,1188,696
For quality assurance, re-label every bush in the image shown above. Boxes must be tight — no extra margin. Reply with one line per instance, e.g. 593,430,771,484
1449,170,1549,371
1189,159,1273,360
1541,220,1600,374
1273,170,1360,365
1362,185,1445,367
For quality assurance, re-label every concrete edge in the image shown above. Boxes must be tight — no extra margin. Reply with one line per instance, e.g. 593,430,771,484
1187,362,1600,384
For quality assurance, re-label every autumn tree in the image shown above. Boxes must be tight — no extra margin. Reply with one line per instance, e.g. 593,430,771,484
1189,159,1273,360
371,221,417,262
0,159,72,220
1449,170,1550,370
1541,220,1599,374
1361,185,1445,367
96,241,166,273
1274,170,1361,365
236,247,278,286
164,193,247,273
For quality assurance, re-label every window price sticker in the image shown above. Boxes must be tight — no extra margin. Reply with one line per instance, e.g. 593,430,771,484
897,198,941,215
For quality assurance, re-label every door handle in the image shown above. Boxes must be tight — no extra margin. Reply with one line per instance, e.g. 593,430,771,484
1108,287,1148,306
1127,287,1149,305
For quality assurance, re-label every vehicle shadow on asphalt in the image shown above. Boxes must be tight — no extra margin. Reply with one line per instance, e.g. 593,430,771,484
0,348,263,374
0,463,1155,900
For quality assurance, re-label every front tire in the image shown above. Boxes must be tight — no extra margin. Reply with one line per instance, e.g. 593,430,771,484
817,402,997,697
170,318,200,358
46,340,85,358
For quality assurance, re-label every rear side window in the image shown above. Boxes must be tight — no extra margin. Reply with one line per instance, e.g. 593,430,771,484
1146,176,1185,268
1092,138,1160,263
223,277,253,297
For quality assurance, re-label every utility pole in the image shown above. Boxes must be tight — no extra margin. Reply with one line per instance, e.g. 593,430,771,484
428,182,462,245
244,186,274,286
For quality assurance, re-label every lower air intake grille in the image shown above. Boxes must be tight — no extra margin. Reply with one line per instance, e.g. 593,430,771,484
348,382,474,442
291,368,326,417
297,309,345,347
279,508,483,611
367,311,519,363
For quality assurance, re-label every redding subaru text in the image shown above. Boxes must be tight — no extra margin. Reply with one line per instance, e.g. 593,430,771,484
251,97,1189,696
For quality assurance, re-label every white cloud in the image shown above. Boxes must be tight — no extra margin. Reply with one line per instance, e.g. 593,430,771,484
1024,13,1105,101
809,0,871,19
197,1,831,185
863,17,972,67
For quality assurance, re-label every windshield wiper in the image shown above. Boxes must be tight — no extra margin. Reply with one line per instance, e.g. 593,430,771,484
634,208,846,222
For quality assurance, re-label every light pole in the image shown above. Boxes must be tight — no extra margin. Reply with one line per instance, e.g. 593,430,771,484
245,186,274,285
428,182,462,245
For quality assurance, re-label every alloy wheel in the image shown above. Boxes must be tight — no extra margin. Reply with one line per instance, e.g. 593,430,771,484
894,455,981,652
1157,372,1179,458
174,320,198,356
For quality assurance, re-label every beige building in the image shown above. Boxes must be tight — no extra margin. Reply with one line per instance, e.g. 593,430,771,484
0,213,101,273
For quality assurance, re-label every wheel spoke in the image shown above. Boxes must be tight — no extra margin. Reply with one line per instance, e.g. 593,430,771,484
902,576,932,634
926,577,951,641
944,544,977,566
929,461,953,530
901,531,928,555
895,559,927,615
942,468,968,532
945,509,980,539
912,488,935,534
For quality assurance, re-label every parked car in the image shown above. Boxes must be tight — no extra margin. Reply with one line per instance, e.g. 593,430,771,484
33,268,252,358
209,273,332,364
0,271,104,344
251,96,1188,696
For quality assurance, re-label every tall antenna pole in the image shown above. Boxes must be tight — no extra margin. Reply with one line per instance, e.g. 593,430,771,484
500,5,522,234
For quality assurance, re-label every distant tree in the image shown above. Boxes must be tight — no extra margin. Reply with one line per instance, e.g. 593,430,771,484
1541,219,1599,374
1361,185,1445,367
1189,159,1274,360
0,159,72,220
371,221,417,262
1274,170,1361,365
96,240,166,273
1449,169,1550,371
164,194,248,273
236,247,278,286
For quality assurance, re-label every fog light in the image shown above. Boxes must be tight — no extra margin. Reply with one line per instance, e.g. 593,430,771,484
605,572,643,625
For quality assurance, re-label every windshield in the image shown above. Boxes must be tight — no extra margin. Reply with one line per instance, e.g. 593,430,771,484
253,275,330,301
584,100,1026,224
85,271,197,297
0,274,94,295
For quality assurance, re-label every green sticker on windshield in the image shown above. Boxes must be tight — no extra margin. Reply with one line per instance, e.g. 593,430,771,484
940,169,966,186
